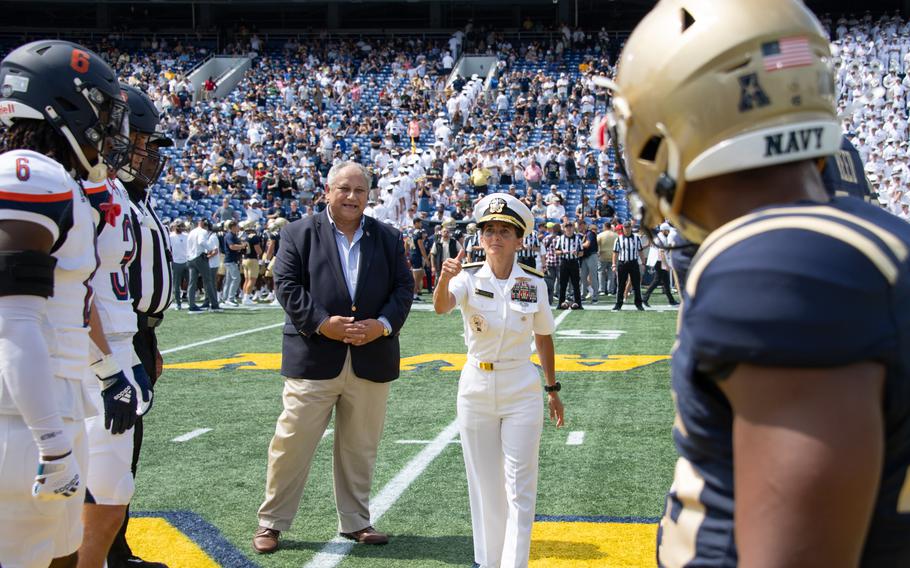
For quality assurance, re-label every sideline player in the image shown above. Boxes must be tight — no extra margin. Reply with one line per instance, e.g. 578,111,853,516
81,168,144,568
595,0,910,565
83,81,173,566
0,39,133,568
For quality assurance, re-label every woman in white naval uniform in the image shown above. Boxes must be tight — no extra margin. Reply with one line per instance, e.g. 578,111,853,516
434,193,565,568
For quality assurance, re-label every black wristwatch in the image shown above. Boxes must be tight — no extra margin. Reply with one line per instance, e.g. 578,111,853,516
544,382,561,393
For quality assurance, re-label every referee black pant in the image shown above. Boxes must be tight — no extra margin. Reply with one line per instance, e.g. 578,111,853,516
544,265,559,305
108,315,160,566
614,260,643,310
558,258,582,307
643,261,677,305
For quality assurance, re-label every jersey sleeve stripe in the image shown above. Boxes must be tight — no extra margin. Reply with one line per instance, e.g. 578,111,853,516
0,189,73,203
687,216,900,297
84,185,110,195
698,204,908,263
762,205,909,262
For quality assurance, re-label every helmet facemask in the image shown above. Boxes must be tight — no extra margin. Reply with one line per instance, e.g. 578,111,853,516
55,78,131,180
119,131,169,186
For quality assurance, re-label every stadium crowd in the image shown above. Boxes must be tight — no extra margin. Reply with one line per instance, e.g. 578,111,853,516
31,11,907,313
1,5,909,566
829,11,910,216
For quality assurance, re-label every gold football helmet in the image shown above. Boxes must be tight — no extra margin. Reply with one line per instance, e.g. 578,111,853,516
594,0,840,242
267,217,289,232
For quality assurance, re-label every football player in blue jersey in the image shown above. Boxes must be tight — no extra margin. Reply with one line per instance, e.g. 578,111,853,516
822,135,877,204
592,0,910,566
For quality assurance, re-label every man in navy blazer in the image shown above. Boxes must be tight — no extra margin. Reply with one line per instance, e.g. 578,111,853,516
254,161,413,554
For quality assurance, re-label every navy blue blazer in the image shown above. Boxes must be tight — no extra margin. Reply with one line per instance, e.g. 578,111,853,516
273,211,414,381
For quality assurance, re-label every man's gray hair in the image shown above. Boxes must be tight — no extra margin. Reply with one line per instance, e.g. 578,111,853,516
327,161,371,190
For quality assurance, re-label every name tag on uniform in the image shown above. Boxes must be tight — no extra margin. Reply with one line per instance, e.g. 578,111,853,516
474,288,494,298
511,278,537,303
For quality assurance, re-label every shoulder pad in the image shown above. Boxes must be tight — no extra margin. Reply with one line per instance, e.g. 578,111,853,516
0,150,74,198
462,261,483,272
688,205,908,296
518,263,544,277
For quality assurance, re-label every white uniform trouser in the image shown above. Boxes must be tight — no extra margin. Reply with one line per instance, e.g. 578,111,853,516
457,359,543,568
84,336,136,505
0,416,87,567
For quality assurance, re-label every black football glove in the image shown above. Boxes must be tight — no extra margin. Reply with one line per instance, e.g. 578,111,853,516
91,355,138,435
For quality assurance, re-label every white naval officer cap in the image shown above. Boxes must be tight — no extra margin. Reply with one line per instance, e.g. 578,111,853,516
475,192,534,236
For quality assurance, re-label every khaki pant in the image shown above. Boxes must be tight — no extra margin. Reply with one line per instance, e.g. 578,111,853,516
242,258,260,280
258,350,391,533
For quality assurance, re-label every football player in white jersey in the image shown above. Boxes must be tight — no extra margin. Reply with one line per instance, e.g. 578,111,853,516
84,84,167,568
0,40,132,568
80,170,150,567
101,83,173,568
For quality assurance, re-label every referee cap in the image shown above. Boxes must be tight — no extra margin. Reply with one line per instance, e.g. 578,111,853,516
476,193,534,236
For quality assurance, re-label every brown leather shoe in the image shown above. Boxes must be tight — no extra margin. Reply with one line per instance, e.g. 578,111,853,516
339,526,389,545
252,526,280,554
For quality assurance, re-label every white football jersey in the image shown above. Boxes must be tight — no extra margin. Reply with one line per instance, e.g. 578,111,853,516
0,150,96,420
0,150,74,242
89,178,137,337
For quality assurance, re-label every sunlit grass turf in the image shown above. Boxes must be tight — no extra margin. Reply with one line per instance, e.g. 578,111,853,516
135,300,678,566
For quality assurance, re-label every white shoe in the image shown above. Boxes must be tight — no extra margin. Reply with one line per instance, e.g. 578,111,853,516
265,292,275,302
242,298,255,306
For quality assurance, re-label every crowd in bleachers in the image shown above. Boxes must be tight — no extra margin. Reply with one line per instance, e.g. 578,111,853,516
5,14,907,310
140,28,626,233
133,25,632,308
828,11,910,217
103,14,903,309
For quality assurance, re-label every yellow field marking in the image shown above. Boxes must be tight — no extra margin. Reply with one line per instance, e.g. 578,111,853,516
540,354,670,372
165,353,281,371
165,353,669,373
531,521,658,567
125,518,219,568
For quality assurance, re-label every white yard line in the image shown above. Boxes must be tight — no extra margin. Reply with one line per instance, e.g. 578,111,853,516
302,308,572,568
396,439,461,445
566,431,585,446
303,421,461,568
408,303,678,312
161,302,577,357
171,428,212,442
322,428,334,439
159,323,283,355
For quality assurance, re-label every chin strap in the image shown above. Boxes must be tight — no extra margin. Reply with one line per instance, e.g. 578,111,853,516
45,105,109,182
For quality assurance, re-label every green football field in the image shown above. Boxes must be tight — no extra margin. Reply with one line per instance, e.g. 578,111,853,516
129,298,679,567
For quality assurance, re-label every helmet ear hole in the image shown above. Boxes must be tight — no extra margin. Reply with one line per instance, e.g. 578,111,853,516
639,135,663,163
656,174,677,203
681,8,695,32
55,97,78,112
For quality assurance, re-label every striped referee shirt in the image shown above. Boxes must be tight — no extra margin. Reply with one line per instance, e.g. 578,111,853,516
555,233,584,261
129,195,174,317
613,233,644,262
519,232,540,263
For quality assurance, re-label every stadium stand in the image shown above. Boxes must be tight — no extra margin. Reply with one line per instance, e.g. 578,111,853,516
2,14,908,306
